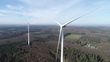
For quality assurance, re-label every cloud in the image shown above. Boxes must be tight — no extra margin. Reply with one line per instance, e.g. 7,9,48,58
0,0,95,24
19,0,56,9
6,4,24,10
0,0,83,17
0,13,5,16
0,0,110,25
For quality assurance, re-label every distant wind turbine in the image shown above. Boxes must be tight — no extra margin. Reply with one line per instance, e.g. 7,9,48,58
27,23,30,46
55,9,98,62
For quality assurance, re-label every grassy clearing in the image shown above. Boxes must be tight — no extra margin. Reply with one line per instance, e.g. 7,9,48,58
65,34,81,41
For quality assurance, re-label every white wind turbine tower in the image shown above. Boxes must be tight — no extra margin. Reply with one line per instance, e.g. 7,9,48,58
27,22,30,46
55,9,98,62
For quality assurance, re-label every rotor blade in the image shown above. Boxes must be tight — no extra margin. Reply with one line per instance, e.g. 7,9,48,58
55,21,62,26
63,8,98,26
56,27,62,60
63,16,82,26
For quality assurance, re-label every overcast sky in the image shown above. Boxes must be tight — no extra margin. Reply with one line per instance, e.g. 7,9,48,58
0,0,110,26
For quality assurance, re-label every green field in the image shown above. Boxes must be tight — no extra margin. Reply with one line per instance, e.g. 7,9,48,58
66,34,82,41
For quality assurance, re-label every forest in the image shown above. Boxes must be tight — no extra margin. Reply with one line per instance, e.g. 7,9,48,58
0,25,110,62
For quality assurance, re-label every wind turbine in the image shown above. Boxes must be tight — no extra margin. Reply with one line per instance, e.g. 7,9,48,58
55,16,84,62
27,22,30,46
55,9,98,62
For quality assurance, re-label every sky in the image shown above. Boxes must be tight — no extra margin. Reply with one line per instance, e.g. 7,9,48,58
0,0,110,26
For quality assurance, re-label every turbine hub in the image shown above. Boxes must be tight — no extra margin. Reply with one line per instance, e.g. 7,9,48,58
62,25,66,28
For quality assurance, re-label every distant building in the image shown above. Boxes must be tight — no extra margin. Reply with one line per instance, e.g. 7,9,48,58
85,44,96,49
